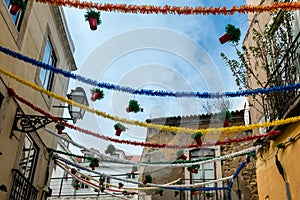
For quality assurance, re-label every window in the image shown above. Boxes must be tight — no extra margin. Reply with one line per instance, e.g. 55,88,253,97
19,135,39,182
39,38,56,93
3,0,26,30
190,148,218,199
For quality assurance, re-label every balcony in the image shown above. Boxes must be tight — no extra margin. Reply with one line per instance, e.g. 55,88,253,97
9,169,38,200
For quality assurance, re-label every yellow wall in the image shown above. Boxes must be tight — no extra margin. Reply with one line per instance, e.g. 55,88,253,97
256,122,300,200
0,1,75,199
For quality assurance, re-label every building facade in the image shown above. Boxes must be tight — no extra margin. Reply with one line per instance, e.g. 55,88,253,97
140,111,258,200
241,2,300,199
0,1,76,199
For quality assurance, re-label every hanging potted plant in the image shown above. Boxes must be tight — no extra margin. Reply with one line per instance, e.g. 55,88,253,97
126,100,143,113
191,132,203,145
219,24,241,44
174,191,180,197
122,190,128,196
205,192,212,199
176,150,187,160
143,174,152,185
89,158,99,170
118,182,124,189
90,88,104,102
71,168,77,174
187,164,200,174
100,185,105,193
217,108,232,127
113,123,127,136
99,176,105,185
84,10,102,31
105,144,116,155
55,123,65,134
155,189,164,196
9,0,27,15
131,166,138,174
74,180,80,190
190,188,196,195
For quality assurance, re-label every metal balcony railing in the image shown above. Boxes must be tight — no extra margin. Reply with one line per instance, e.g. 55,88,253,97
9,169,38,200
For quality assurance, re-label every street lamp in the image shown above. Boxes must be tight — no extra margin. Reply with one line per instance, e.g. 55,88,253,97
67,87,89,124
11,87,89,134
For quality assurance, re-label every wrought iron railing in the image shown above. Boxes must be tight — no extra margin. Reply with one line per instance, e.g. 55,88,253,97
9,169,38,200
263,27,300,122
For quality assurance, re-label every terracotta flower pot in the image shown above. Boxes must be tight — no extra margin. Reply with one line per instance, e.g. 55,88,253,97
88,18,98,30
100,180,104,185
195,138,202,146
91,92,100,101
126,107,131,112
143,180,147,185
57,127,63,134
10,4,21,15
219,33,231,44
223,119,230,127
180,154,187,160
115,128,122,136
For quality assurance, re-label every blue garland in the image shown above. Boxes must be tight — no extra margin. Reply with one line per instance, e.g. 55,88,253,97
1,45,300,99
227,155,250,200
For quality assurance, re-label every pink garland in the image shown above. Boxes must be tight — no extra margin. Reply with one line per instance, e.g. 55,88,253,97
9,88,280,149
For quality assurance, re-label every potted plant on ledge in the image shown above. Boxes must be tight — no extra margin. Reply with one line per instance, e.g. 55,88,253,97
114,123,127,136
84,10,102,31
90,88,104,102
9,0,27,15
219,24,241,44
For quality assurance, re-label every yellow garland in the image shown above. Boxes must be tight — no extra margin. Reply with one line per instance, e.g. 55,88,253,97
34,0,300,15
1,67,300,134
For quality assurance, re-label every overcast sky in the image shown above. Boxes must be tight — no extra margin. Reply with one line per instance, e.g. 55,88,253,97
62,0,248,156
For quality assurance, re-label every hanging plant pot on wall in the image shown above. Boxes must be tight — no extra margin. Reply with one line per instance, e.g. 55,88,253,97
219,24,241,44
9,0,27,15
84,10,102,31
191,132,203,146
55,123,65,134
217,108,232,127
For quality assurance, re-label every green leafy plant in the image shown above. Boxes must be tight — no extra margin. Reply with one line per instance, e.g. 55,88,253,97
225,24,241,43
131,166,138,172
217,109,232,120
114,123,127,131
128,100,143,113
191,132,203,140
55,123,65,130
176,150,184,158
9,0,27,11
84,10,102,25
105,144,116,154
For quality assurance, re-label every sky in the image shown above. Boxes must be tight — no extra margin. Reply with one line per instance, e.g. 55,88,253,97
62,0,249,156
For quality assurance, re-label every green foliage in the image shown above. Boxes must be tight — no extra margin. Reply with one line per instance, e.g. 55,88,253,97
176,150,184,158
217,109,232,120
55,123,65,129
191,132,203,139
84,10,102,25
132,166,138,172
145,174,152,183
225,24,241,44
128,100,142,113
106,144,116,154
90,88,104,99
9,0,27,11
114,123,127,131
